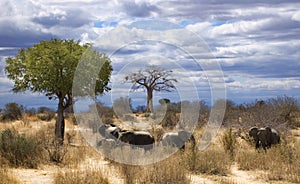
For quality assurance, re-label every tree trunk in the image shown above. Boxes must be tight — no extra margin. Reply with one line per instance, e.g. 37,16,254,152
146,88,153,113
55,98,65,145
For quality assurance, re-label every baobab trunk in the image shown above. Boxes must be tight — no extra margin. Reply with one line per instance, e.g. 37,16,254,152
55,98,65,145
146,89,153,113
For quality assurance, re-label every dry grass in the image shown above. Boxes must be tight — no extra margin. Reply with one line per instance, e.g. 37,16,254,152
236,139,300,183
0,168,20,184
54,168,110,184
118,152,190,184
193,147,232,175
217,178,239,184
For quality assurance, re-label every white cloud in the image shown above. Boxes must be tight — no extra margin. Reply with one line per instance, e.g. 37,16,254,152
292,11,300,21
1,0,300,107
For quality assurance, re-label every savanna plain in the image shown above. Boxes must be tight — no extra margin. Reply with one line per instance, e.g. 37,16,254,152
1,97,300,184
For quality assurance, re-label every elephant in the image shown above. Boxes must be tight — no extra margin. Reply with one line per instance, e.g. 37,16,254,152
249,126,280,150
97,138,116,147
98,124,155,151
98,124,121,140
161,130,196,150
118,130,155,151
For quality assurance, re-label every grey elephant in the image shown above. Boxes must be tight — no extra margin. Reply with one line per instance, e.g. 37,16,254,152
161,130,196,150
118,130,155,151
249,126,280,150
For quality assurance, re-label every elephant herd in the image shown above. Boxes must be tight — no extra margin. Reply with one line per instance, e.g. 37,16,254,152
97,123,281,152
248,126,280,150
97,123,195,151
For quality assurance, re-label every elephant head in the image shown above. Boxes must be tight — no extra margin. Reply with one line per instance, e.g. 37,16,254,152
249,127,260,148
270,128,280,145
257,127,272,149
162,130,195,150
178,130,196,149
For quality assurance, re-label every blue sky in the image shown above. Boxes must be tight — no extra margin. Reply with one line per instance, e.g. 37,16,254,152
0,0,300,110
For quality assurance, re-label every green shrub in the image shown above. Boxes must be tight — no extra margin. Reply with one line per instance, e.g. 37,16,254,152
221,128,237,159
0,129,44,168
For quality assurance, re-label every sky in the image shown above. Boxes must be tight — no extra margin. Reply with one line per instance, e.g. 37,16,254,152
0,0,300,110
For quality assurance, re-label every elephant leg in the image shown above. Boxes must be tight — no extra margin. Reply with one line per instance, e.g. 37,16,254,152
261,141,268,151
255,140,260,149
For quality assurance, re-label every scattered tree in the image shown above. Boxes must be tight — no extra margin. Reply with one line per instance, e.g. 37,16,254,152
125,65,177,113
5,39,112,144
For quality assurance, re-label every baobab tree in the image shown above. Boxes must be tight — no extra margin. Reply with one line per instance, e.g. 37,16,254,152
125,65,177,113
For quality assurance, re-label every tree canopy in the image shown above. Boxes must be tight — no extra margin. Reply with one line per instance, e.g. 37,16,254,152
5,39,113,143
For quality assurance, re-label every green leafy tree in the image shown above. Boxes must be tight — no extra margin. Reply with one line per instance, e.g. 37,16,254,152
5,39,112,144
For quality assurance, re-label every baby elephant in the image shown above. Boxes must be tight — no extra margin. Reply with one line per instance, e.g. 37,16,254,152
161,130,195,150
249,126,280,150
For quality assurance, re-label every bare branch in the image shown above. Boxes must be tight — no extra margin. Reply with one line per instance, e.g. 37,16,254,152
124,65,178,112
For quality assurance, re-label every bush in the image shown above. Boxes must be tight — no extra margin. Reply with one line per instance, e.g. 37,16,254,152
24,107,37,117
36,125,68,164
161,111,179,129
35,107,55,121
1,103,23,122
37,112,55,121
54,168,110,184
221,128,237,159
0,129,44,168
36,107,55,121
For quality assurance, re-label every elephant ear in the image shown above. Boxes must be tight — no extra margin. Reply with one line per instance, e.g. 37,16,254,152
249,127,258,137
178,130,191,141
265,127,272,133
98,125,106,137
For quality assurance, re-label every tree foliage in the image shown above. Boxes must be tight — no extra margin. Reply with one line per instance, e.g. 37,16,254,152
5,39,113,143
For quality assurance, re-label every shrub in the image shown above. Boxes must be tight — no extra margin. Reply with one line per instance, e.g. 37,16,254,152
54,168,110,184
0,129,44,168
36,107,55,121
36,125,68,164
24,107,37,117
221,128,237,159
1,103,23,122
161,111,179,129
